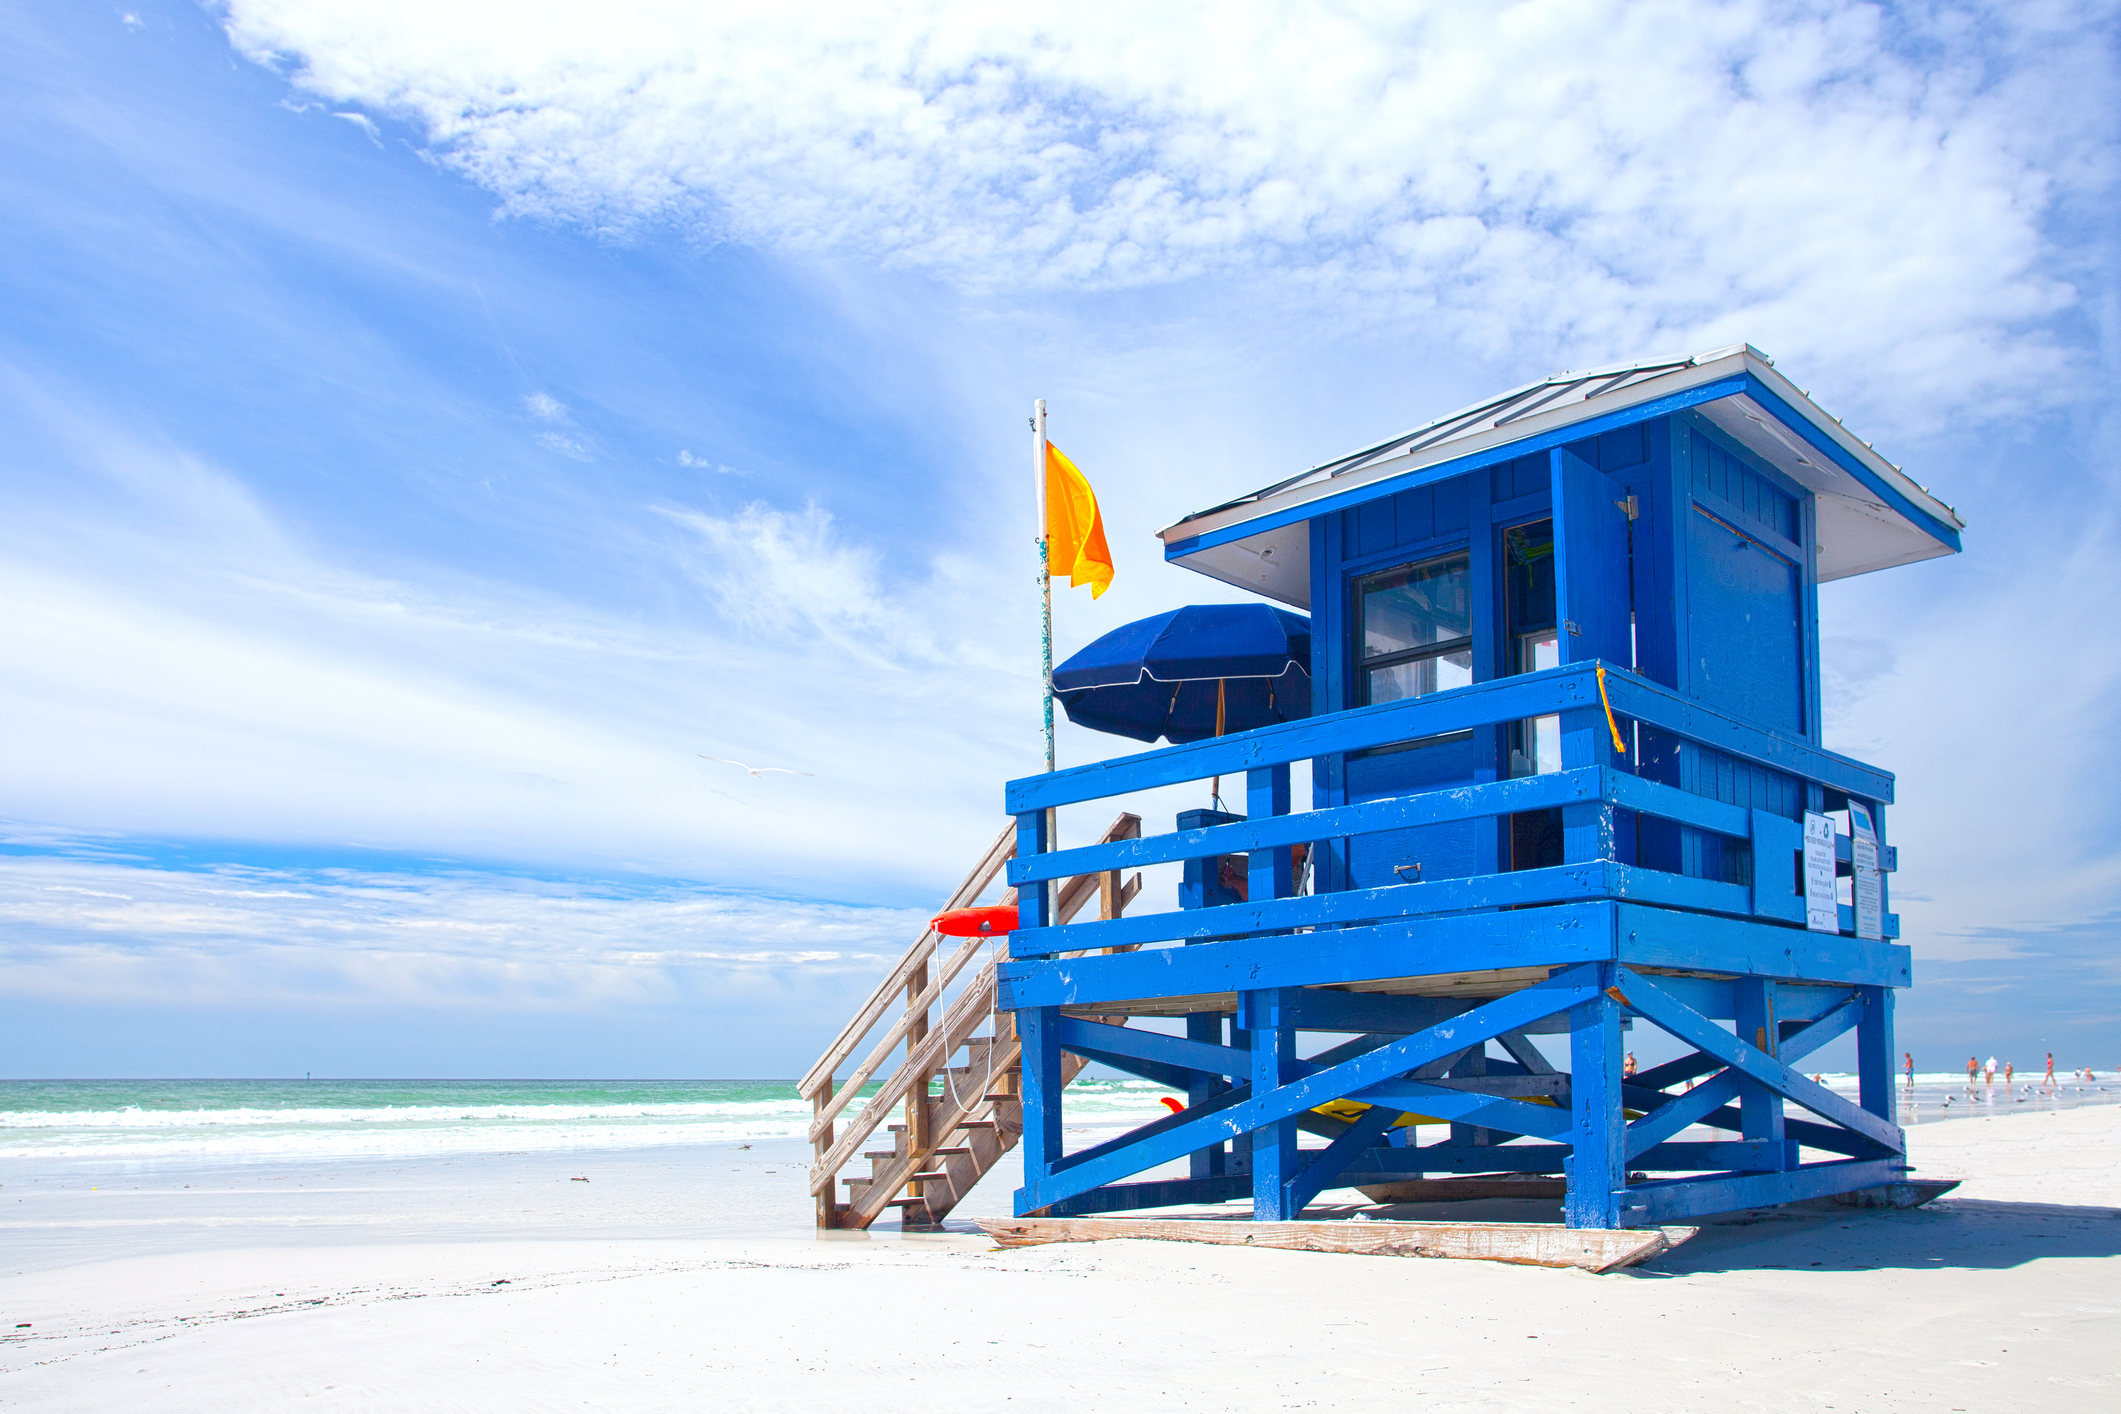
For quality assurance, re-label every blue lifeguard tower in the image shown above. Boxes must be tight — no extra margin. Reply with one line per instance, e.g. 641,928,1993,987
999,345,1962,1229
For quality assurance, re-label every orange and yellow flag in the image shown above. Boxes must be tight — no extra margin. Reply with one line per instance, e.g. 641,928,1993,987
1044,441,1114,599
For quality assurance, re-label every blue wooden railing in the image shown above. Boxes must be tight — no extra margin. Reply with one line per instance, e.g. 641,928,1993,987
1005,660,1896,958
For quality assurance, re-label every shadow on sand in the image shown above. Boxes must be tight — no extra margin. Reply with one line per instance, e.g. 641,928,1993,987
1291,1193,2121,1276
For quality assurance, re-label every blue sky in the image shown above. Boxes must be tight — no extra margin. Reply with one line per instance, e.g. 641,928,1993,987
2,0,2116,1077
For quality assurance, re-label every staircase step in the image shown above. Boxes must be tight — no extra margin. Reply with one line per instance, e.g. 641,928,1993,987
863,1151,901,1162
981,1093,1016,1102
932,1146,972,1156
957,1120,998,1130
910,1170,948,1182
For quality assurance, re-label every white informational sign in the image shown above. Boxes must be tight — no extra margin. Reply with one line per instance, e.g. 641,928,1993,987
1803,811,1839,934
1848,801,1884,942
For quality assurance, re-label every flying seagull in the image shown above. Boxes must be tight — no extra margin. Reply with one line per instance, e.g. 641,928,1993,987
700,755,813,779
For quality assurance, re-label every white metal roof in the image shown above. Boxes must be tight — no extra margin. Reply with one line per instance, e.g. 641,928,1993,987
1158,345,1964,609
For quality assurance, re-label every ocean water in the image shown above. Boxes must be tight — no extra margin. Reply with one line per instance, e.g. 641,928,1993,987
0,1077,1179,1166
5,1071,2115,1168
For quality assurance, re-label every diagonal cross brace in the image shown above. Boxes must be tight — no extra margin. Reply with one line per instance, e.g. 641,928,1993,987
1621,994,1867,1159
1018,967,1599,1213
1625,1071,1743,1159
1283,1103,1398,1215
1354,1080,1572,1140
1616,969,1901,1154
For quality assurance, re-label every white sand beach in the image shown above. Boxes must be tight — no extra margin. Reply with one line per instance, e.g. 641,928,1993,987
5,1104,2118,1412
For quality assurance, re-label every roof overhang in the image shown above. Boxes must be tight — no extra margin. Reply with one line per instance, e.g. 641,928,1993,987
1158,346,1964,610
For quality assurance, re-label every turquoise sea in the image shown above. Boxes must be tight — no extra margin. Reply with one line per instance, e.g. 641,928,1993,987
0,1077,1181,1165
4,1072,2114,1167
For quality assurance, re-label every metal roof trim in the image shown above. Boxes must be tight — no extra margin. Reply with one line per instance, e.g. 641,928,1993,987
1158,350,1751,545
1156,345,1963,553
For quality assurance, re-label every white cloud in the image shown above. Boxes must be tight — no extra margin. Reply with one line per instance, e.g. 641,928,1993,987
222,0,2113,416
331,109,381,144
676,450,746,475
0,374,1036,900
536,428,591,458
0,854,926,1010
523,391,564,419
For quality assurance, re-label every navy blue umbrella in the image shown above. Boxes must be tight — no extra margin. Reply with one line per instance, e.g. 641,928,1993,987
1053,604,1311,745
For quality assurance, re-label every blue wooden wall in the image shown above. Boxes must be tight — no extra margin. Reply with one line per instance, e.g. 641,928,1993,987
1304,410,1822,894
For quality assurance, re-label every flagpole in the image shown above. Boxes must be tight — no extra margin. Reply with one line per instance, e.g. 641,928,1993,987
1034,398,1054,776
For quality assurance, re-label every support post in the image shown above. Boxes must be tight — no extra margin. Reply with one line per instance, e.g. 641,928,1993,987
1018,1005,1063,1213
1857,984,1896,1126
1448,1045,1496,1148
1566,966,1625,1229
1733,977,1785,1165
814,1085,838,1228
1244,987,1299,1220
1246,764,1293,905
1186,1013,1228,1179
1558,707,1616,864
904,956,932,1198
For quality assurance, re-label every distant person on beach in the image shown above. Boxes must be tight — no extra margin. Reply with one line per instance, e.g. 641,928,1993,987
1967,1056,1979,1086
1624,1053,1637,1078
1985,1056,1997,1083
2046,1053,2056,1087
1904,1052,1914,1085
2005,1061,2014,1085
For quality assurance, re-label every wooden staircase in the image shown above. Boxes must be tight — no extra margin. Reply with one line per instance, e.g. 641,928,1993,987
802,813,1143,1229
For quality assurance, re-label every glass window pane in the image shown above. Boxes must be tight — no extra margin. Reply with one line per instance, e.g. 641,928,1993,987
1518,631,1559,674
1361,555,1471,660
1367,648,1473,704
1505,520,1555,634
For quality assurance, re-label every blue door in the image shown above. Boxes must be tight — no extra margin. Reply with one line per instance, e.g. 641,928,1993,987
1685,506,1804,735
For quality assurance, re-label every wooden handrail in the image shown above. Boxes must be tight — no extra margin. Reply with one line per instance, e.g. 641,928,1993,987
806,812,1142,1198
797,822,1015,1098
805,887,1017,1142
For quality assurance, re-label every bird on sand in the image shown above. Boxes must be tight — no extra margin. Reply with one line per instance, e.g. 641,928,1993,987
700,755,813,779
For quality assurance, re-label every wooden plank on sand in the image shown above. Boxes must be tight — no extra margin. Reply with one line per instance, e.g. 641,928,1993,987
974,1216,1690,1273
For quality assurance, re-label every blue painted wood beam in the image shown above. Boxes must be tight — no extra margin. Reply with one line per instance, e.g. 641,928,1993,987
1625,1070,1744,1159
1284,1103,1398,1213
1012,860,1775,958
1247,988,1301,1220
1615,968,1902,1152
1351,1080,1572,1140
1015,969,1599,1215
1619,1156,1904,1226
1055,1016,1247,1079
1565,969,1626,1228
1040,1176,1251,1217
1615,905,1909,986
1007,660,1894,814
1010,765,1775,886
1001,903,1615,1010
1622,991,1866,1151
1339,1139,1795,1177
1002,907,1905,1015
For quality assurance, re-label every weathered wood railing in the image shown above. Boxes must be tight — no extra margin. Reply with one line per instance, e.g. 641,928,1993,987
800,813,1143,1228
1005,660,1897,958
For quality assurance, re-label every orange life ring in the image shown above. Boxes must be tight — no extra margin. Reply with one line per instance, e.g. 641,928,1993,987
931,904,1019,937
